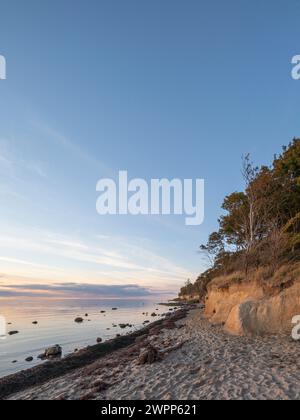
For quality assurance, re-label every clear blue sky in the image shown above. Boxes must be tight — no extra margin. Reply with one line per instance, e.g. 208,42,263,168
0,0,300,294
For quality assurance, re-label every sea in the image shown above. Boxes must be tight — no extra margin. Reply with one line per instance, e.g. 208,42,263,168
0,296,174,378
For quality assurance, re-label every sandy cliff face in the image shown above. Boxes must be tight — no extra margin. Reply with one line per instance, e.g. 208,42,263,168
205,274,300,336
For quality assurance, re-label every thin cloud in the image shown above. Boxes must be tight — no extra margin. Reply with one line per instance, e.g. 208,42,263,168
0,138,47,179
0,228,195,286
0,256,63,271
0,282,153,298
31,121,114,177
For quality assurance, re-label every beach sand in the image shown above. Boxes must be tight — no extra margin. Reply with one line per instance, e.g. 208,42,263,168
4,307,300,400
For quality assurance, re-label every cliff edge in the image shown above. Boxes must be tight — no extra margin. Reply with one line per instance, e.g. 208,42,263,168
204,264,300,335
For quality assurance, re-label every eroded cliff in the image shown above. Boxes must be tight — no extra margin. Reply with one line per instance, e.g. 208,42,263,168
204,265,300,336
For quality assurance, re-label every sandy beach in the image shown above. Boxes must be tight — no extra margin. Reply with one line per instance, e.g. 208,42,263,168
3,306,300,400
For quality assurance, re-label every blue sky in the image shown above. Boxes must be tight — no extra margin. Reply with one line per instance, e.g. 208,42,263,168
0,0,300,294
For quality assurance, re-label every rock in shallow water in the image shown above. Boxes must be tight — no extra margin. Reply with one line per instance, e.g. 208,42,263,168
46,345,62,358
8,331,19,336
75,317,84,323
38,345,62,360
119,323,133,329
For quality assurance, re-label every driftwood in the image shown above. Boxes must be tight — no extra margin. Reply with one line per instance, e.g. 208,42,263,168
137,340,187,365
158,340,187,356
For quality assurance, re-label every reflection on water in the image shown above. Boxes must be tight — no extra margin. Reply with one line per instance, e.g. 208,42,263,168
0,296,173,378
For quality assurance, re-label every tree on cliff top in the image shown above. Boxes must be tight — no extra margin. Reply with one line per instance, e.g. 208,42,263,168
180,139,300,298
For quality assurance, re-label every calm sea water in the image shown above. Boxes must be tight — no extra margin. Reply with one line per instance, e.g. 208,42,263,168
0,296,174,378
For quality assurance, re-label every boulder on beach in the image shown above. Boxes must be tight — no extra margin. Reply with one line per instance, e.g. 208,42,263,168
25,357,33,362
137,346,159,365
45,345,62,358
38,344,62,360
32,321,38,325
96,337,102,343
100,311,106,313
